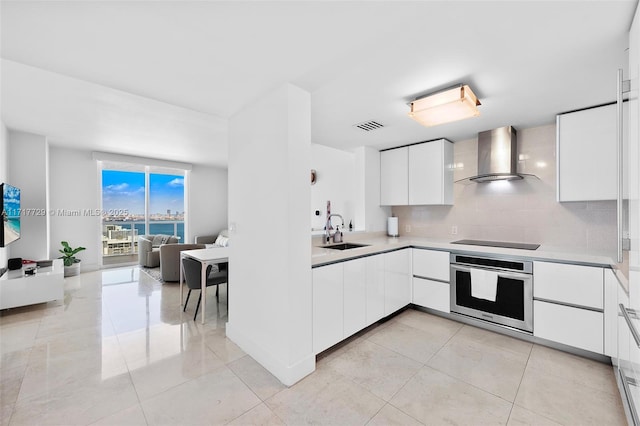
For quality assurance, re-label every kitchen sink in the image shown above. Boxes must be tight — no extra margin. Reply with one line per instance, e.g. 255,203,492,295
322,243,370,250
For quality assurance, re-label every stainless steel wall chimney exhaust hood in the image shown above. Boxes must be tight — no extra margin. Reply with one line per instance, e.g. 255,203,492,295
456,126,537,184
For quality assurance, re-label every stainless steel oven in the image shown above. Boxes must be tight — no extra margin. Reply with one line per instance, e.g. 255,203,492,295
450,253,533,333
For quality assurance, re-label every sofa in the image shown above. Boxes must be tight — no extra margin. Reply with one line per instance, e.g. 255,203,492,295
159,243,205,282
138,234,180,268
194,229,230,246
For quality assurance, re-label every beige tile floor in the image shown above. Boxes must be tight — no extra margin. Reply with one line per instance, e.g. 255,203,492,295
0,266,628,425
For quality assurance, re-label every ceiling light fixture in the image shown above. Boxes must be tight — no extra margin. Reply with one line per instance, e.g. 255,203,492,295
408,84,481,127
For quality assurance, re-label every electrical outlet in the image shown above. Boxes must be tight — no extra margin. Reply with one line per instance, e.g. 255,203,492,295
405,225,412,233
451,226,458,235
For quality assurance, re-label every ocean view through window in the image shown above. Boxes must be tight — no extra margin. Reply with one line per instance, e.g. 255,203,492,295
101,168,185,264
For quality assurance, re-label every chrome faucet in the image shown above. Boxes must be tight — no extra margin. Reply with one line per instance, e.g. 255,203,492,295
325,214,344,244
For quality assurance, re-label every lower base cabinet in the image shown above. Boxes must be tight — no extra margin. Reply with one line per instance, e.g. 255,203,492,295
413,277,449,313
533,300,604,354
312,263,343,354
365,254,385,326
312,249,411,355
314,248,618,360
343,258,367,338
384,249,411,315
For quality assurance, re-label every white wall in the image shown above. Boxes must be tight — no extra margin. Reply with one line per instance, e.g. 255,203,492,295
188,164,228,242
49,147,101,270
0,122,7,270
310,144,356,231
354,146,391,233
310,144,390,234
8,130,49,260
227,83,313,386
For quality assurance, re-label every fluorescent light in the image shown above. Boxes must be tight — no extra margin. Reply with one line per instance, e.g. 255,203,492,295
408,85,481,127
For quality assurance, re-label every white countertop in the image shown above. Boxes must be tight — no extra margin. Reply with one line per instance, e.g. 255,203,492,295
311,233,630,295
311,234,618,270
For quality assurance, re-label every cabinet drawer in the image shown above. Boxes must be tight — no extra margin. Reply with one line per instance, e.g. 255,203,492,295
412,249,449,282
533,300,603,354
412,277,449,313
534,261,603,309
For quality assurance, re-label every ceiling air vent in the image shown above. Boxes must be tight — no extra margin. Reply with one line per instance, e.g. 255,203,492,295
354,120,384,132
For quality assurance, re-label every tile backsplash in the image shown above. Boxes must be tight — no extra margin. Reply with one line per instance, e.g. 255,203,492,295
393,124,617,255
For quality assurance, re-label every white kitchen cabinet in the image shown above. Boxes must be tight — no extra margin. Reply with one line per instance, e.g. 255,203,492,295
312,263,343,354
557,102,628,202
412,248,450,281
380,139,454,206
343,257,367,337
533,261,603,309
533,261,613,355
412,248,450,313
413,277,450,313
384,249,411,315
365,253,385,326
313,254,389,354
618,5,640,423
604,269,618,357
533,300,604,354
380,147,408,206
408,139,454,205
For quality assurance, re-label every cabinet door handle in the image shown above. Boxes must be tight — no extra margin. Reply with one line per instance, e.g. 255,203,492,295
620,303,640,348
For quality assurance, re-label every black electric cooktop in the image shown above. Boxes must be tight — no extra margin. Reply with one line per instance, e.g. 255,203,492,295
451,239,540,251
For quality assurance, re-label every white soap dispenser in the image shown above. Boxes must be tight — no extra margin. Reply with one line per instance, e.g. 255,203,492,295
333,225,343,243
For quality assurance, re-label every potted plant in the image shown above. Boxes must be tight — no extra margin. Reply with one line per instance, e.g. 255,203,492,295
59,241,86,277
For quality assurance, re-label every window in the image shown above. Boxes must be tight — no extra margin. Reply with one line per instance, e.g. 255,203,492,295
149,173,185,241
100,164,186,265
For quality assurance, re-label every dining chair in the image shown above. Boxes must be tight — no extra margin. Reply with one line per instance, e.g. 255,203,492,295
181,257,228,321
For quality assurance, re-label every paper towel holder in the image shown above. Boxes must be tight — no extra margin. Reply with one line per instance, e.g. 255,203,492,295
387,217,399,237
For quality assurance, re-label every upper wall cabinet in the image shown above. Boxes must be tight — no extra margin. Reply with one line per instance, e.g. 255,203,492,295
380,139,453,206
557,103,627,202
380,146,409,206
408,140,454,205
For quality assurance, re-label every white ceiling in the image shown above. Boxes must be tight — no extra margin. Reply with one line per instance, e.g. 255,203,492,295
1,1,636,167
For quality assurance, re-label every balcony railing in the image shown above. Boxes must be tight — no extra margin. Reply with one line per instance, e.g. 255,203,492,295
102,220,184,257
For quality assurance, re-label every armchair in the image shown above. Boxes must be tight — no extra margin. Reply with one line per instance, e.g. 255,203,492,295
138,234,179,268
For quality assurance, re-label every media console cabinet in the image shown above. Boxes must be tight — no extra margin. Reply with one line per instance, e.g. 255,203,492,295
0,259,64,310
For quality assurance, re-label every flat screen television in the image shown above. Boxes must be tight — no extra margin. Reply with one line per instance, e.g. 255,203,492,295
1,183,20,247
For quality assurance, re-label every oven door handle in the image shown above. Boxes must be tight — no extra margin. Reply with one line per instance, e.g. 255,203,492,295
451,263,532,281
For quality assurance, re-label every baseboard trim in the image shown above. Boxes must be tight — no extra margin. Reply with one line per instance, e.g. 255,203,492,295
226,322,315,386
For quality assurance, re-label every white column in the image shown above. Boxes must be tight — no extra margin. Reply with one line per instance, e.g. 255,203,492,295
8,130,49,260
226,83,313,386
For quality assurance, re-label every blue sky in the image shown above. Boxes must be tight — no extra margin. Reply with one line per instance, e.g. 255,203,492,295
102,170,184,215
3,183,20,218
